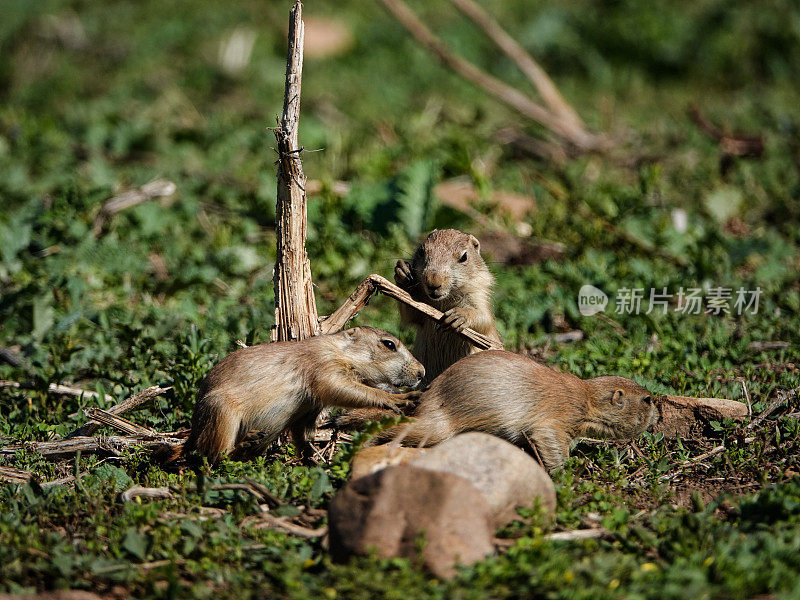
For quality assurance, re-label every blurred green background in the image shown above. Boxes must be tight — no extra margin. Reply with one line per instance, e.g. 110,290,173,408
1,0,800,597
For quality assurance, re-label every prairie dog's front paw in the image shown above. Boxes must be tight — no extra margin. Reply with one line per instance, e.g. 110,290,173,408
440,307,475,333
381,401,403,415
395,389,422,405
394,259,414,290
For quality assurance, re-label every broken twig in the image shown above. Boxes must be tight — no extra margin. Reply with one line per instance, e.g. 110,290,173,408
92,179,177,236
121,486,174,502
0,380,114,403
67,385,171,438
319,274,502,351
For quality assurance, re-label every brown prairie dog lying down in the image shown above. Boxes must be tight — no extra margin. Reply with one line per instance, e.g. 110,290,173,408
395,229,501,383
184,327,424,463
374,350,656,470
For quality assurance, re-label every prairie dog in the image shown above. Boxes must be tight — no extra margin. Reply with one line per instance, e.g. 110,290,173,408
185,327,424,462
377,350,656,469
395,229,501,383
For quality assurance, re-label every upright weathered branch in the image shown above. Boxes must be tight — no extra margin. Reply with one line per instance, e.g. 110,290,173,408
272,1,319,342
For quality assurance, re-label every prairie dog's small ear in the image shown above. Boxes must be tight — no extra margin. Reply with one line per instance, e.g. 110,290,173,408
343,328,358,342
612,389,625,406
469,234,480,254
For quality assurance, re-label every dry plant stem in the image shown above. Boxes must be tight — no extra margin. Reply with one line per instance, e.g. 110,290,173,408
256,511,328,538
320,274,503,351
92,179,177,236
379,0,599,151
0,379,114,403
0,465,31,483
448,0,584,132
545,528,610,542
272,0,319,342
67,385,171,438
659,436,756,481
687,106,764,158
85,408,160,437
746,385,800,431
0,435,183,457
244,477,282,508
121,486,173,502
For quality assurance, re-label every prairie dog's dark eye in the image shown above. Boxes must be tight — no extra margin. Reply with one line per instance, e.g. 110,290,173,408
381,339,397,351
642,396,652,404
458,252,468,263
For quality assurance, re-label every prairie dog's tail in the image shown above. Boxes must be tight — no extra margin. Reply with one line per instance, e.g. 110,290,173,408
184,395,243,463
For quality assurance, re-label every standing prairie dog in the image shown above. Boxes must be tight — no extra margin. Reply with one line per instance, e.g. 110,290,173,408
395,229,501,383
185,327,424,463
376,350,656,470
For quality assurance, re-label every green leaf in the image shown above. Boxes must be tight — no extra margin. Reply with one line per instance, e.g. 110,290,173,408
181,520,204,539
122,528,148,560
272,504,301,518
310,470,333,503
704,186,743,223
91,464,133,492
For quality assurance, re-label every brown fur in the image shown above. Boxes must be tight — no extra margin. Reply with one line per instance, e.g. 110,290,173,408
374,350,656,470
395,229,501,383
184,327,424,463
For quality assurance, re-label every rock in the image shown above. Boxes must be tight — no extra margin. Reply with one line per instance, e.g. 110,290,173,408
350,445,426,480
410,432,556,527
328,465,494,578
653,395,748,438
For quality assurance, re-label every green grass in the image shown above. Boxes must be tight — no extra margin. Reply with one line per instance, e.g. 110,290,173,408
1,0,800,597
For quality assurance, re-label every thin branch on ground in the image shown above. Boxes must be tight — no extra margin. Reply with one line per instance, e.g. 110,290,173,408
1,380,114,403
67,385,171,438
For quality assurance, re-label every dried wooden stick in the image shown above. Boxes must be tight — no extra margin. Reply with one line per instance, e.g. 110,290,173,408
687,106,764,158
319,274,503,351
0,435,183,457
255,511,328,539
271,1,319,342
92,179,177,236
210,483,270,503
121,486,173,502
746,385,800,431
0,380,114,403
84,408,160,437
0,465,32,483
67,385,171,438
545,528,610,542
448,0,584,132
244,477,282,508
378,0,600,151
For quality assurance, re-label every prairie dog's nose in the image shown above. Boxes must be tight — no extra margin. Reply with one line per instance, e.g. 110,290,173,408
424,271,446,298
415,368,425,382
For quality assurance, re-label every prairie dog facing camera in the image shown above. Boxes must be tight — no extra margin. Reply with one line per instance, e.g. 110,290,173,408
395,229,501,383
374,350,656,470
185,327,424,463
